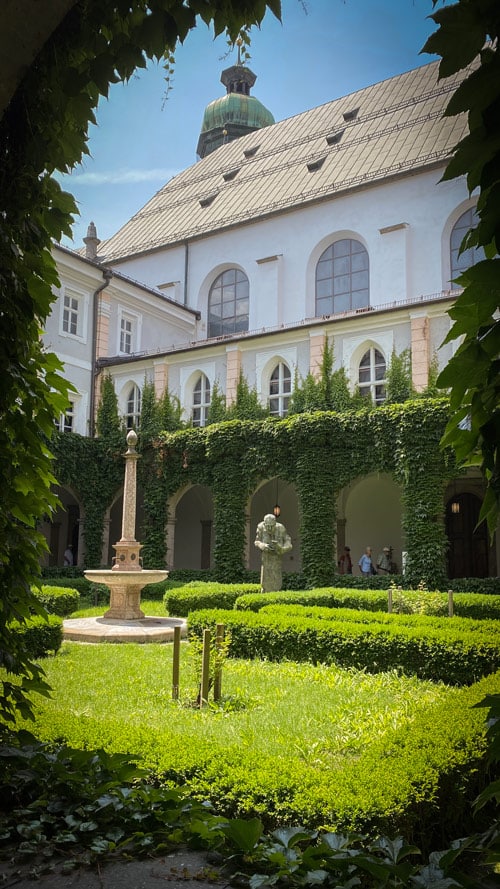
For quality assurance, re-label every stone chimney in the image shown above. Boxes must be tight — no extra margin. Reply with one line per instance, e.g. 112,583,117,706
83,221,101,261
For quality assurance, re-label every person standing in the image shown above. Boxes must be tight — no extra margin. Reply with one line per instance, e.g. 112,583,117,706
376,546,392,575
358,546,373,576
338,546,352,574
63,544,74,567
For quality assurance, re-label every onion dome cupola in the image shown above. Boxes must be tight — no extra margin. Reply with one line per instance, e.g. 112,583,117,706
197,51,274,159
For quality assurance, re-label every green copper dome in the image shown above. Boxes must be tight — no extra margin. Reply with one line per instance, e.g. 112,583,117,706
201,93,275,134
197,61,275,158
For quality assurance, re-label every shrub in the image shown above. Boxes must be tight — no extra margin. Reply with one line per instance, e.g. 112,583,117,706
259,604,500,637
34,585,80,616
164,582,260,617
37,575,109,604
187,608,500,685
141,580,170,601
234,587,500,620
9,615,63,658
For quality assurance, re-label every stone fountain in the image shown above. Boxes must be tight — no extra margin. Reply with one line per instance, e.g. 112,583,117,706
84,429,167,619
63,429,184,643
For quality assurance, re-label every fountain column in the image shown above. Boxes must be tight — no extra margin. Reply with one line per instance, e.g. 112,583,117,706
84,429,168,621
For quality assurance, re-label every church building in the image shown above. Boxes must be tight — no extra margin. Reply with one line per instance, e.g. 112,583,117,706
42,53,498,581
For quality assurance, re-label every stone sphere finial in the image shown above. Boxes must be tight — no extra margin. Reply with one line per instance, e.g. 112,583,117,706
126,429,138,450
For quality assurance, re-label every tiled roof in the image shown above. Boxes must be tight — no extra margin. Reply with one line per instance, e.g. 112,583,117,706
100,59,470,262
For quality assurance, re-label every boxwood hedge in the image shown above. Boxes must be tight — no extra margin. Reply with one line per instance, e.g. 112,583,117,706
235,587,500,620
187,608,500,685
10,615,63,658
164,582,260,616
34,585,80,616
259,603,500,636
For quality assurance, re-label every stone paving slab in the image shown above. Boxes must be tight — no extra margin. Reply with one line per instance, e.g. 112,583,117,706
63,616,187,644
0,848,226,888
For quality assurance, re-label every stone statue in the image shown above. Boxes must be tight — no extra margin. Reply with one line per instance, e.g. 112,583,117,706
254,513,292,593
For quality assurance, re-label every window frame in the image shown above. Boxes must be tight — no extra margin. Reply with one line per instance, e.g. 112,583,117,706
54,400,75,433
192,373,211,427
124,384,141,430
117,307,141,356
358,347,386,405
315,238,369,317
59,286,89,343
450,207,484,284
268,362,292,417
208,268,249,338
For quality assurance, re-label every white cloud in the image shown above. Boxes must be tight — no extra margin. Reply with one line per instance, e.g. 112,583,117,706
60,167,180,185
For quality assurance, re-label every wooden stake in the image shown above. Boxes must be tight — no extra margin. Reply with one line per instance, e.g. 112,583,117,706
388,587,393,613
172,625,181,700
448,589,454,617
200,629,211,708
213,623,225,702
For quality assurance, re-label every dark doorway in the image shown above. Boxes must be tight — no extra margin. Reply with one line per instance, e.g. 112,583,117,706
446,492,489,578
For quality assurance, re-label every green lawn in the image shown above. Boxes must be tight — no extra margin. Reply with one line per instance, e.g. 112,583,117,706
22,636,490,838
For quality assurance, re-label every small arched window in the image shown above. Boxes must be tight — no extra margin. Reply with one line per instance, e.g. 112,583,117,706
192,374,211,427
316,239,369,316
208,269,249,338
358,348,386,405
269,363,291,417
450,208,484,283
125,384,141,430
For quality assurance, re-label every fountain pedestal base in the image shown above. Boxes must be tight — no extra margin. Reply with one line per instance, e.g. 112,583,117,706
103,583,145,620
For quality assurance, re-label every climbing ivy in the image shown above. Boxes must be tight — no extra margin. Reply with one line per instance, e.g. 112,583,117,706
423,1,500,536
385,349,414,404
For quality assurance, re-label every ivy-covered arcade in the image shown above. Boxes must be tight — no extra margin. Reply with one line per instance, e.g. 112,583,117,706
49,397,497,589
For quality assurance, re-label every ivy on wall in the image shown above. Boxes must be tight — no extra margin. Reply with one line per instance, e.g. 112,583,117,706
53,399,456,587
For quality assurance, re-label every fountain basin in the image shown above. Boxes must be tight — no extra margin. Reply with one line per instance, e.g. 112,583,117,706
84,569,168,620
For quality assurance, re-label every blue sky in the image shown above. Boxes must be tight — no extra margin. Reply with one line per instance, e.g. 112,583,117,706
58,0,441,249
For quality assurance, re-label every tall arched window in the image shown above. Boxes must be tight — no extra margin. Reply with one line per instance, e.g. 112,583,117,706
316,239,369,316
125,384,141,430
358,348,386,405
208,269,249,337
450,208,484,283
269,363,291,417
192,374,211,427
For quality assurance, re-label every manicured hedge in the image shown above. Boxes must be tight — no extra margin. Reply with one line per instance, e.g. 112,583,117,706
159,671,500,845
164,582,261,616
259,603,500,636
187,608,500,685
34,585,80,616
235,587,500,620
38,575,109,604
10,615,63,658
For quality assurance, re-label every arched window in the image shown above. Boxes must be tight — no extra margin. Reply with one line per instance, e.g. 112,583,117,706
316,239,369,316
358,348,386,405
125,384,141,430
450,208,484,283
192,374,211,427
269,363,291,417
208,269,249,338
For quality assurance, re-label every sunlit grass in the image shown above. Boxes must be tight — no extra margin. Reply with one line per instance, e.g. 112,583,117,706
24,641,450,776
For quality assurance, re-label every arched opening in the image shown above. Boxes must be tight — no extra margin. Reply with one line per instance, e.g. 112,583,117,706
343,474,403,573
445,492,489,578
174,485,214,570
42,486,81,567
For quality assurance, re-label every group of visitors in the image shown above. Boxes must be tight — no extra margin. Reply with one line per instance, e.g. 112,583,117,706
338,545,396,576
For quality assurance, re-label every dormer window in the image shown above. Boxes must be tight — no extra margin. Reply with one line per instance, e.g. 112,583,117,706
326,129,345,145
244,145,260,158
223,168,240,182
199,192,218,208
343,107,359,122
307,156,326,173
